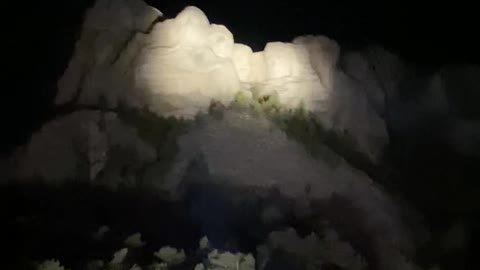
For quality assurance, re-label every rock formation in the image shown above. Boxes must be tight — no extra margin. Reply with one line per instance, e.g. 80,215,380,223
161,111,425,270
56,0,389,161
14,110,156,185
9,1,457,269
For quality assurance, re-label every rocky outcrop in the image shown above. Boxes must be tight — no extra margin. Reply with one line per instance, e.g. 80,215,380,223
56,0,162,107
135,6,241,117
13,110,156,185
55,0,389,161
160,111,426,269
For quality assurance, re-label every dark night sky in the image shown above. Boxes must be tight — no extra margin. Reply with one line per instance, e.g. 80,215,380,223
4,0,480,154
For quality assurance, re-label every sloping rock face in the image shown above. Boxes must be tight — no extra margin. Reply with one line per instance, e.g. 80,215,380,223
56,0,163,107
13,110,156,185
56,0,389,161
258,227,367,270
160,111,424,270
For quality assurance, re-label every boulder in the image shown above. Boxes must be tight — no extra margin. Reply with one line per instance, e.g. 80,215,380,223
232,44,254,83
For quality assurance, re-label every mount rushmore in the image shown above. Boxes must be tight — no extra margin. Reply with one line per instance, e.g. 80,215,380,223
4,0,478,269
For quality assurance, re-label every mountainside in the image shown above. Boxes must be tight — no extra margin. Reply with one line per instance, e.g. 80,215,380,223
3,1,478,270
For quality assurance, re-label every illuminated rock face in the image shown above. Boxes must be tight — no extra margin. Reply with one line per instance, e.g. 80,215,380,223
56,0,163,106
56,0,388,160
230,36,339,113
135,6,241,117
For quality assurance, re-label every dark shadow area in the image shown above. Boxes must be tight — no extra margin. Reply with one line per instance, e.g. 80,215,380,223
1,182,201,269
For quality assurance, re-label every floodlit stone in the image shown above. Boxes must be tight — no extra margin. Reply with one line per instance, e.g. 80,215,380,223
131,6,241,118
206,250,254,270
293,35,339,89
55,1,389,160
249,52,268,83
232,44,254,82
